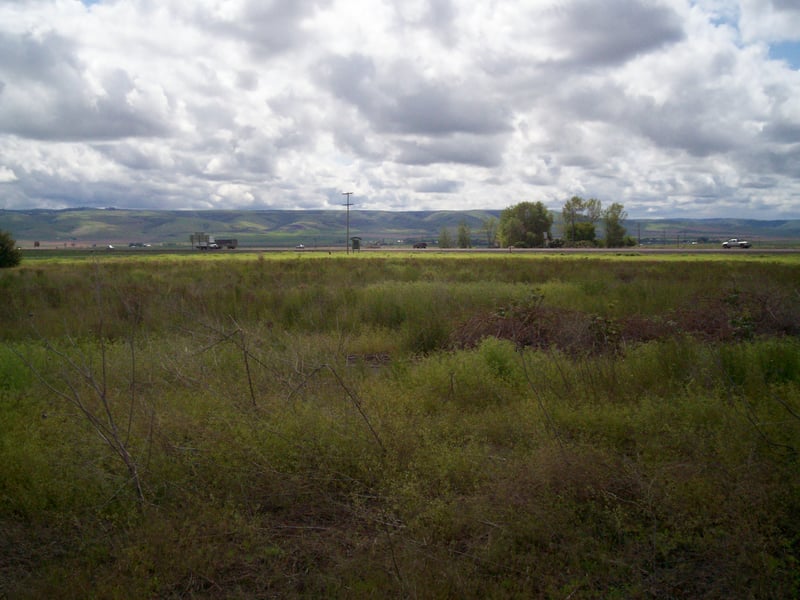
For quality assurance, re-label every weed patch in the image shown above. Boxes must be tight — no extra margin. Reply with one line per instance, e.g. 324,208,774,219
1,254,798,597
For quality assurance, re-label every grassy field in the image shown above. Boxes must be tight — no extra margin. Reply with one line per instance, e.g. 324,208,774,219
1,252,799,598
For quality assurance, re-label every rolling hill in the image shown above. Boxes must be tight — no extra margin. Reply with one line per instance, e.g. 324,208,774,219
2,208,799,248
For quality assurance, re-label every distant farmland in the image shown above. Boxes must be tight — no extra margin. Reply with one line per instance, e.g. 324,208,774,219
2,208,799,248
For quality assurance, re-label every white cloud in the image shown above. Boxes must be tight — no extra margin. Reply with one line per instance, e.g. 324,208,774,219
0,0,798,217
740,0,800,43
0,165,17,182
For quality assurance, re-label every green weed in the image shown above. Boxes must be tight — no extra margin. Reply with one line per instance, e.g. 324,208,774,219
1,253,799,598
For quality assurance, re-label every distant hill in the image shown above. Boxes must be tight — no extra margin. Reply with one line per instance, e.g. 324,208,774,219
625,218,800,245
1,208,798,247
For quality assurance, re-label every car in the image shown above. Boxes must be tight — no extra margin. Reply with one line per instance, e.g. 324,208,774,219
722,238,751,249
413,242,427,249
295,244,305,249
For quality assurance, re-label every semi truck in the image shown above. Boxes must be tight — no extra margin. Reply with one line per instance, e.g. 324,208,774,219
190,232,238,250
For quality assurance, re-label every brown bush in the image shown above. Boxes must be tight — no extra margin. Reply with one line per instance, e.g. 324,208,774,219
451,290,799,356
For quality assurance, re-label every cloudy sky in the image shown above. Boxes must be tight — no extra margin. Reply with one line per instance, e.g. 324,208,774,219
0,0,799,218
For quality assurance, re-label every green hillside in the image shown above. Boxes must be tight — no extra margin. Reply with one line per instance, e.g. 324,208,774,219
1,208,799,247
0,209,502,247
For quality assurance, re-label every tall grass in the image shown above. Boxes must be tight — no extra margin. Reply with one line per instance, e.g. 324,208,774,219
1,253,799,597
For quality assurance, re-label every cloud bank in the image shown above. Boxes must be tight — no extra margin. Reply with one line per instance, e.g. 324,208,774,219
0,0,798,218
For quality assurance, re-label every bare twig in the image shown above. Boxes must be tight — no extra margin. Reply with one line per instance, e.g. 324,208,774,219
12,262,148,508
229,317,258,408
518,348,566,450
288,364,386,455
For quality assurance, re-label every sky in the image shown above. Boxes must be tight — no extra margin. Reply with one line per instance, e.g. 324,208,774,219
0,0,799,219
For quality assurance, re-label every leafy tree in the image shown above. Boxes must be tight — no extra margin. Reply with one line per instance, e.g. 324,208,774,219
0,229,22,268
457,220,472,248
603,202,628,247
562,196,582,242
480,216,498,248
498,201,553,248
438,227,454,248
573,222,597,244
499,214,525,247
562,196,601,244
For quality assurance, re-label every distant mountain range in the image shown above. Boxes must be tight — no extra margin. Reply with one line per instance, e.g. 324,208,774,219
2,208,799,247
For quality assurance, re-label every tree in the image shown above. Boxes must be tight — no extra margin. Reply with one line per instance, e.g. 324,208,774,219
0,229,22,268
438,227,454,249
457,220,472,248
498,201,553,248
562,196,601,244
603,202,628,247
562,196,581,242
480,216,498,248
573,222,597,244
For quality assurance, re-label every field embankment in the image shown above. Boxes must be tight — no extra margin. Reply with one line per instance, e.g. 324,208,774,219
1,253,799,598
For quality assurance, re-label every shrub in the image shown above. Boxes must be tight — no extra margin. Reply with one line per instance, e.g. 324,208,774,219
0,229,22,268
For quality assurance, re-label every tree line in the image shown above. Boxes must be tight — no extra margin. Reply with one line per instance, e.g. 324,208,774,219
438,197,634,249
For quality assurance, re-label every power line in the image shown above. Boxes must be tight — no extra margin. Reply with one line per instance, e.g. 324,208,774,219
342,192,354,254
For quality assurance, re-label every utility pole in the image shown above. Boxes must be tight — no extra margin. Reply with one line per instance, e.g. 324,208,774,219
342,192,353,254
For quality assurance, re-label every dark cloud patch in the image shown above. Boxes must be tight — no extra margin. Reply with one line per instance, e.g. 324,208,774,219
395,134,505,167
393,0,458,45
426,0,457,33
772,0,800,13
413,179,463,193
0,30,81,80
316,54,510,137
741,176,779,189
236,70,259,91
94,142,166,171
762,121,800,144
188,98,238,132
551,77,745,158
0,31,170,141
636,109,740,157
377,84,511,137
330,121,385,160
200,0,331,57
315,53,376,106
560,153,601,168
548,0,685,67
760,146,800,177
12,172,142,210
